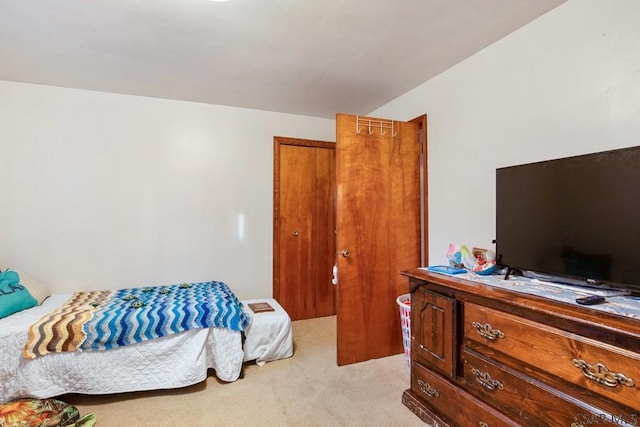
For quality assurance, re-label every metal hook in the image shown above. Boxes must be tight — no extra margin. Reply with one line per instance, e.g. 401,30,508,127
380,121,385,136
392,120,398,137
368,120,374,135
356,115,360,134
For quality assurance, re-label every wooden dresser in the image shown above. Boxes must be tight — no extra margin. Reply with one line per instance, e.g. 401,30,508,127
401,269,640,427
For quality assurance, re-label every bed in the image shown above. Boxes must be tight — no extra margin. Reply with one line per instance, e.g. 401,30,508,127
0,279,293,403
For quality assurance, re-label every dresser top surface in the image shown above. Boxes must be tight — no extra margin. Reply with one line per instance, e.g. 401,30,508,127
402,268,640,338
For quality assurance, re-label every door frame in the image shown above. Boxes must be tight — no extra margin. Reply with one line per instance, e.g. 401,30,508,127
410,114,428,266
272,136,336,304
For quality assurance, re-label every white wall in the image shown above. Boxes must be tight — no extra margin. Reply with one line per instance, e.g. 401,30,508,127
370,0,640,265
3,0,639,295
0,81,334,298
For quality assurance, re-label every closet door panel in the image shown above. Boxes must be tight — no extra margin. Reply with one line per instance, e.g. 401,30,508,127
274,138,336,321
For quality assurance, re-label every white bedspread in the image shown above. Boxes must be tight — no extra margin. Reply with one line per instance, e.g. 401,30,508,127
0,294,244,402
242,298,293,366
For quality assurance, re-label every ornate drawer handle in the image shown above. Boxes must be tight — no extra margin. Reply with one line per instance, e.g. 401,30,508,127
417,379,440,398
471,321,505,340
479,422,489,427
572,359,636,388
571,423,585,427
471,368,504,391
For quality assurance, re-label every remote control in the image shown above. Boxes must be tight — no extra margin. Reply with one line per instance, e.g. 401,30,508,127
575,295,606,305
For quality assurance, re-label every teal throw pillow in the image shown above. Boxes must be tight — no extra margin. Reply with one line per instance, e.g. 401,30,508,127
0,269,38,319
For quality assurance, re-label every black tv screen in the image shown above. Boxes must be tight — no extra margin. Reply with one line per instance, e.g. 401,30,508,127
496,145,640,291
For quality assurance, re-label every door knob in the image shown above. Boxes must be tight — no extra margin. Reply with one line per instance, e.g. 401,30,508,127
341,250,350,258
293,231,299,236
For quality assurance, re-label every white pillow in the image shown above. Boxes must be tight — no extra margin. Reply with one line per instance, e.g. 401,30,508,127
16,271,51,305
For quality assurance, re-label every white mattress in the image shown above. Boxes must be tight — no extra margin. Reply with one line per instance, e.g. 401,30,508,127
241,298,293,366
0,294,245,402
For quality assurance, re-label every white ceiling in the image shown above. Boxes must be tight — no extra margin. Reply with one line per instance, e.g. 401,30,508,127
0,0,567,118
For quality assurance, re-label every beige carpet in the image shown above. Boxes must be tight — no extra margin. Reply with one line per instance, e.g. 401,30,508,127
63,315,426,427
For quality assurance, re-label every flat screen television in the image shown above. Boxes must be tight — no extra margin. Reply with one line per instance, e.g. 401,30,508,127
495,145,640,291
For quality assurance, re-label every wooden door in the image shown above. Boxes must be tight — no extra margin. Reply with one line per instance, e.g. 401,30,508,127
273,137,336,321
336,114,421,365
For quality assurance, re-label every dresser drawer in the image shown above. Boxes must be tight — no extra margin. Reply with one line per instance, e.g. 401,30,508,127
412,362,520,427
462,348,635,426
464,302,640,410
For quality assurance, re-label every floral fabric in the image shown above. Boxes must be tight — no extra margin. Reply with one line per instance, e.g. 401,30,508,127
0,398,95,427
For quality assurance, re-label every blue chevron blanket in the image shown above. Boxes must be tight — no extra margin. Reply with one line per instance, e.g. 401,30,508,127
24,281,250,358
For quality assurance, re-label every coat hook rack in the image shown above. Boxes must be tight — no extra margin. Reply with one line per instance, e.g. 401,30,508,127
355,115,398,137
